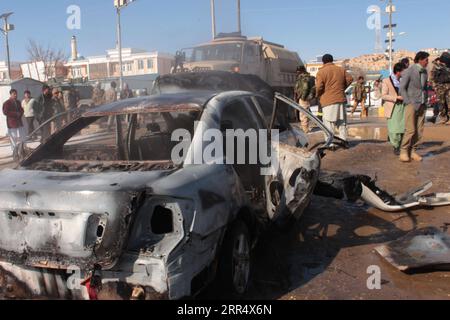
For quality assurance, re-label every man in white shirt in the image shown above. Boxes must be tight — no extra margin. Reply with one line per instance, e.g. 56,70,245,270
22,90,38,140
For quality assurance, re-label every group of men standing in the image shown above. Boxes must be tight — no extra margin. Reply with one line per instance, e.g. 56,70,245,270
2,85,79,151
92,81,134,106
2,80,136,153
294,50,448,163
383,51,449,163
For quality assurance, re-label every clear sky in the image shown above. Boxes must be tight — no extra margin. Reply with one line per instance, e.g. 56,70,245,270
1,0,448,63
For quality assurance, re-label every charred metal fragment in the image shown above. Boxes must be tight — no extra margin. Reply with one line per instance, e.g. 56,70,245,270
375,227,450,272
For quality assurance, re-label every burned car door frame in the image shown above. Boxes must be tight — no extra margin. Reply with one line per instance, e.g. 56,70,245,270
264,93,336,223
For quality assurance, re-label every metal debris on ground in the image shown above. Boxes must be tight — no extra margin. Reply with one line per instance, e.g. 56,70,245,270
375,227,450,272
314,172,450,212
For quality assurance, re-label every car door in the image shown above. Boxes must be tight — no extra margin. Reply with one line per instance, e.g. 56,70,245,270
250,95,325,224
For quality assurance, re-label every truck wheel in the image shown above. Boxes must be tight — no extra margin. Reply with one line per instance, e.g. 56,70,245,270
219,219,251,296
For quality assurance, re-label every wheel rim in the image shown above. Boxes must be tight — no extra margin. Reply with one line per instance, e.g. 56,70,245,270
232,233,250,294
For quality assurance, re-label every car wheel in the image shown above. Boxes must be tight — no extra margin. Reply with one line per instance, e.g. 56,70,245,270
219,219,251,296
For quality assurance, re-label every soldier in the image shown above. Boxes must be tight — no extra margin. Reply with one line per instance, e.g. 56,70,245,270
294,66,316,133
36,85,54,142
65,86,80,121
105,81,118,129
51,88,65,132
92,82,105,106
351,76,368,118
430,53,450,125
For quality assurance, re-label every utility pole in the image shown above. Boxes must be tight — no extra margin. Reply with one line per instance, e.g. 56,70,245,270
0,13,14,81
116,7,123,91
388,0,393,72
383,0,396,72
237,0,241,35
211,0,216,39
114,0,136,91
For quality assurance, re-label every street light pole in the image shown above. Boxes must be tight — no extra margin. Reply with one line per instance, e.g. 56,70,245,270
211,0,216,39
237,0,241,35
114,0,136,91
388,0,393,72
5,17,11,80
0,12,14,81
116,7,124,91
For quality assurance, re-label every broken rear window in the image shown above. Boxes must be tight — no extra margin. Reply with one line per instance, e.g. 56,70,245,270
24,110,200,172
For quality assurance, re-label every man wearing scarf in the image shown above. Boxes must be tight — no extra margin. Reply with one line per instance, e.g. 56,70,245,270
382,62,408,155
399,51,430,162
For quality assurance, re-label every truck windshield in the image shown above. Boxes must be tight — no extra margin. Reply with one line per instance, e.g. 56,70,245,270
191,43,243,62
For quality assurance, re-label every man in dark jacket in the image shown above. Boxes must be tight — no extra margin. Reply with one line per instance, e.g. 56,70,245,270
2,89,25,151
36,85,54,142
399,51,430,162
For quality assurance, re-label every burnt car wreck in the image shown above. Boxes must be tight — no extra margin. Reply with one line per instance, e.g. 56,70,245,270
0,87,337,300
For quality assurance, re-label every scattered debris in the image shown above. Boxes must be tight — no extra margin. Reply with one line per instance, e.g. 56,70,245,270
315,172,450,212
375,227,450,272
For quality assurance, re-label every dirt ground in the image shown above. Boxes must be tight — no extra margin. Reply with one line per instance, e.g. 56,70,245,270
246,123,450,300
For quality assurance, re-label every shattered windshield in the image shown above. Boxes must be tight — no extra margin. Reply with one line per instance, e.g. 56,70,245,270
190,43,243,62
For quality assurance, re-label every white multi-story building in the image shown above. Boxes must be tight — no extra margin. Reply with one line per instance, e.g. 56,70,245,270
65,48,174,81
64,37,174,84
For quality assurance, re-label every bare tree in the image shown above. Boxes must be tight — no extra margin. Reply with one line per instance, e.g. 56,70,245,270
26,39,68,81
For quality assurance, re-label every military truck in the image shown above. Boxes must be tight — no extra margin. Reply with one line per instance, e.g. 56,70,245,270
176,33,303,96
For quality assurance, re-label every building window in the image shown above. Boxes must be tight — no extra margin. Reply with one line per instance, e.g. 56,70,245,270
147,59,154,70
122,62,133,72
72,67,83,78
138,60,144,70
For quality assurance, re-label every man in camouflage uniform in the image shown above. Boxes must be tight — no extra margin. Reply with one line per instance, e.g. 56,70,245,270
92,82,105,107
294,66,316,133
351,76,368,118
430,53,450,124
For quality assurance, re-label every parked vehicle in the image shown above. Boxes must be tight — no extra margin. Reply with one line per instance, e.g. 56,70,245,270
0,87,337,299
176,34,302,96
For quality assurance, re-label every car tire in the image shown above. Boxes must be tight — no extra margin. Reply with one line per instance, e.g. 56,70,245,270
218,219,251,297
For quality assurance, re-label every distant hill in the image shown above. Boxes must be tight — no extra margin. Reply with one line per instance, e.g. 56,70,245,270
347,50,416,72
346,49,446,74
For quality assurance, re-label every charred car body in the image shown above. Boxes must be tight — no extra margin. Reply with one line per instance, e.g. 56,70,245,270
0,88,335,299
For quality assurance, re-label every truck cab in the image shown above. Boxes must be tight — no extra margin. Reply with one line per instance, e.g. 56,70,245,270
179,34,303,96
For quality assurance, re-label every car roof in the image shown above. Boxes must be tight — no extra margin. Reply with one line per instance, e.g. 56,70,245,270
153,71,274,101
83,91,218,117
